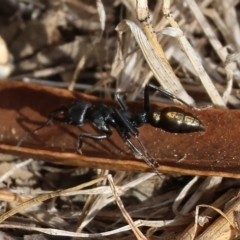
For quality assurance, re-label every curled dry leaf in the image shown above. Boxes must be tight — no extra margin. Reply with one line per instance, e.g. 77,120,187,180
0,81,239,178
116,20,195,105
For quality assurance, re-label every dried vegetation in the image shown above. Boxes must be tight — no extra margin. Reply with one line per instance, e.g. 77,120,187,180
0,0,240,239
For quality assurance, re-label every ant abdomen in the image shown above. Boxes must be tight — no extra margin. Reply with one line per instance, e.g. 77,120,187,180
149,106,205,133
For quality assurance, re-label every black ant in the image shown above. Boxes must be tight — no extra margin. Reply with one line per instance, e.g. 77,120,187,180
18,84,205,179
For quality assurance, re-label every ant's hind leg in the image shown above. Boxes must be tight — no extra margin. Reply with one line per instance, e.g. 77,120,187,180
77,133,109,154
147,84,194,108
115,93,128,110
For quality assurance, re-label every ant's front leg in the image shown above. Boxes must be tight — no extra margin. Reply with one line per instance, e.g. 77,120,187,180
77,133,110,154
125,138,162,179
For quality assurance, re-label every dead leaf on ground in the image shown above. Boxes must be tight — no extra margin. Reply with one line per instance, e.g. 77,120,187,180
0,81,239,178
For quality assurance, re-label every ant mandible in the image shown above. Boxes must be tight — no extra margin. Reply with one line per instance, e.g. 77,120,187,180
18,84,205,179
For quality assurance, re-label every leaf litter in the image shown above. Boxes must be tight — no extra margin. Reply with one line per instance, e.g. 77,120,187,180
0,0,240,239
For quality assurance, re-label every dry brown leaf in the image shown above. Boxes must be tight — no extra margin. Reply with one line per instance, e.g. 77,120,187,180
0,81,239,178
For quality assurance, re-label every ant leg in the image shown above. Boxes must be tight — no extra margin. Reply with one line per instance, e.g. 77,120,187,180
125,138,162,179
115,93,128,110
147,84,193,108
77,133,109,153
113,109,138,136
113,109,155,167
113,108,152,158
144,84,151,112
113,109,154,160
